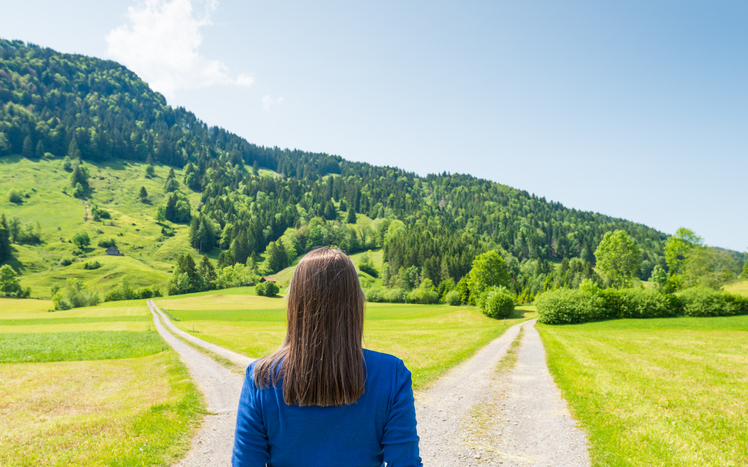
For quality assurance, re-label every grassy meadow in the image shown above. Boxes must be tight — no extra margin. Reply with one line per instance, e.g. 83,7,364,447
538,316,748,467
723,279,748,297
155,289,537,389
0,298,203,466
0,155,202,297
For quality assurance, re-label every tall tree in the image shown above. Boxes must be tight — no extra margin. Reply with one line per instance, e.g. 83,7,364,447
594,230,641,288
466,250,510,303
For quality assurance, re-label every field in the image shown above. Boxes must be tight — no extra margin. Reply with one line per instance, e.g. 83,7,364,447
0,298,203,466
538,316,748,466
723,279,748,297
156,289,537,389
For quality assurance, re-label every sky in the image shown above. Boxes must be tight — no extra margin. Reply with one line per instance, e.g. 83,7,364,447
1,0,746,251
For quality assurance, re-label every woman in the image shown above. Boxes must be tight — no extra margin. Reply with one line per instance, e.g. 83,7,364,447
232,247,422,467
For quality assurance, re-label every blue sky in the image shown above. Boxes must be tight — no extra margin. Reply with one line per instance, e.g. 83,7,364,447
1,0,746,251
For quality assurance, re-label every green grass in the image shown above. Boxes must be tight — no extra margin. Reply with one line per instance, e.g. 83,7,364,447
0,331,165,363
0,351,203,466
157,292,536,389
0,297,203,465
723,279,748,297
0,156,200,297
538,316,748,466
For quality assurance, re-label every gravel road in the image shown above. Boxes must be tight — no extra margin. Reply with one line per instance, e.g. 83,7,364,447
149,300,254,369
147,301,246,467
415,319,590,466
150,300,589,467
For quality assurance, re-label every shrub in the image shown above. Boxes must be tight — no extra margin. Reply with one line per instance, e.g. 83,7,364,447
83,261,101,270
602,288,679,319
407,287,440,304
364,288,383,302
359,262,378,278
59,257,73,266
679,287,735,317
256,281,279,297
8,188,22,204
52,279,100,310
446,290,461,306
536,289,607,324
97,237,117,248
479,287,515,319
382,288,406,303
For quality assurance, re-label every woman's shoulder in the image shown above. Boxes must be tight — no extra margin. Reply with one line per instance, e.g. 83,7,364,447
363,349,409,375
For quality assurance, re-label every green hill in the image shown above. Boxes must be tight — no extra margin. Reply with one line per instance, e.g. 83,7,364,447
4,38,740,299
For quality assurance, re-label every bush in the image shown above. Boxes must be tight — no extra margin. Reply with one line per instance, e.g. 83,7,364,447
479,287,515,319
97,237,116,248
52,279,100,310
364,288,383,302
8,188,22,204
382,288,407,303
407,287,440,304
256,281,279,297
601,288,679,319
679,287,736,317
83,261,101,270
359,262,378,278
59,257,73,266
446,290,461,306
536,289,607,324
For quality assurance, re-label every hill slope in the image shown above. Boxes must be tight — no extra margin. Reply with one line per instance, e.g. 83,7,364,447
0,38,683,297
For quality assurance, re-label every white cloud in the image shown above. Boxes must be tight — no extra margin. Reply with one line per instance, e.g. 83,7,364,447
262,95,284,110
106,0,252,99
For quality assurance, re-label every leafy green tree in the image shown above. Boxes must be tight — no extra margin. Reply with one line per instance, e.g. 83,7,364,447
62,156,73,171
594,230,641,288
650,265,667,290
71,231,91,249
70,164,89,189
742,259,748,278
685,246,739,289
466,250,510,303
218,249,236,269
0,265,21,295
73,182,85,198
665,228,702,276
145,164,155,178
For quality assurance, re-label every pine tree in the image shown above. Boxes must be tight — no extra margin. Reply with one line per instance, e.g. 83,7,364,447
22,136,33,158
347,207,357,224
139,186,148,201
35,140,45,159
67,138,81,160
199,255,217,289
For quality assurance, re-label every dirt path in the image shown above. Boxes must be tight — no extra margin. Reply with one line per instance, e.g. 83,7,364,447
415,319,590,466
147,301,245,467
149,300,254,369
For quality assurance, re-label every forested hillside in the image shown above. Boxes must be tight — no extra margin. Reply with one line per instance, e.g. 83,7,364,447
1,39,675,298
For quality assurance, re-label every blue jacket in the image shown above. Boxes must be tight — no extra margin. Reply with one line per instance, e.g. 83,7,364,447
232,349,422,467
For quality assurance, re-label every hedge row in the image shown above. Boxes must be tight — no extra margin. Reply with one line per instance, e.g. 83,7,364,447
536,287,748,324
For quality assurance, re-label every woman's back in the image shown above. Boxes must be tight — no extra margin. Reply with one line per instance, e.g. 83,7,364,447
233,349,421,467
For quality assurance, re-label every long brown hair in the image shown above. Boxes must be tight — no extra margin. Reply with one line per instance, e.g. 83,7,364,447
254,247,365,406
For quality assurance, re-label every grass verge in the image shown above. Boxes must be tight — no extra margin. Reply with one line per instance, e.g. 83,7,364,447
0,331,166,363
537,316,748,466
0,350,203,466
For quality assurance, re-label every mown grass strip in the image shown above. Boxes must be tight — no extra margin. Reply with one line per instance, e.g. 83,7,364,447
538,317,748,466
0,316,151,326
0,331,166,363
495,325,524,373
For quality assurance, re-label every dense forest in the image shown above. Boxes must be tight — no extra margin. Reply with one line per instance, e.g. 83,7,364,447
0,38,694,299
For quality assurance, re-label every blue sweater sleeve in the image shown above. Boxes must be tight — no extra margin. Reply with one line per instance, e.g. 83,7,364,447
382,360,422,467
232,366,270,467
